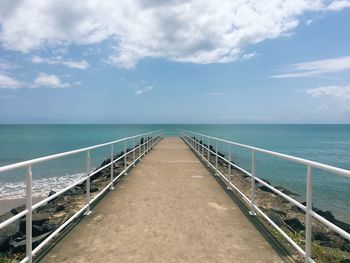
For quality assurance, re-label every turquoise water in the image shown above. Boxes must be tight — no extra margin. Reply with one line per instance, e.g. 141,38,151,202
0,124,349,223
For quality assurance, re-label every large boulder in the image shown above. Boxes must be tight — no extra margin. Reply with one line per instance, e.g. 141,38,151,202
19,213,50,234
258,179,274,193
9,231,52,253
284,218,305,232
0,220,20,252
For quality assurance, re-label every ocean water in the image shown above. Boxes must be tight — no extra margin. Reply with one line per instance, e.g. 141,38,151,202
0,124,349,223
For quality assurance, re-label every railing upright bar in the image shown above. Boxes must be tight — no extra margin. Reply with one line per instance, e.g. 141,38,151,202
85,151,91,215
305,165,313,262
26,165,33,263
228,144,231,178
124,140,127,169
249,150,256,216
110,144,114,190
215,140,218,171
207,137,210,162
201,136,204,157
139,137,141,158
133,137,136,165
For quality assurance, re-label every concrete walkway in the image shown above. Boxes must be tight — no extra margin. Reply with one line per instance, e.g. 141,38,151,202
42,138,285,263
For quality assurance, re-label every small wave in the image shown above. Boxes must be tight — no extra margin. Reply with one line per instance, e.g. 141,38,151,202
0,173,87,200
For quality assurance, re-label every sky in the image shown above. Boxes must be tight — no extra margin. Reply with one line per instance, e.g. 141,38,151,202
0,0,350,124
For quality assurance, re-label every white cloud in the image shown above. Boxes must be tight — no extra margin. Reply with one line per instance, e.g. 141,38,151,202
326,0,350,11
0,73,21,89
0,60,17,71
33,73,70,88
62,60,89,69
135,86,154,95
0,1,348,68
304,85,350,100
305,19,313,25
241,52,258,61
271,56,350,78
32,56,89,69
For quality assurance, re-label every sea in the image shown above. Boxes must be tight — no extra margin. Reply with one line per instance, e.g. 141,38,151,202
0,124,349,223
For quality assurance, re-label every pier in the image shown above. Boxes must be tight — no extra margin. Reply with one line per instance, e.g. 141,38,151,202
1,130,350,263
41,137,284,262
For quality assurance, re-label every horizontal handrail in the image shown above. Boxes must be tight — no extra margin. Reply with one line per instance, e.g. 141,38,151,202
0,130,162,173
183,130,350,178
0,130,163,263
181,130,350,263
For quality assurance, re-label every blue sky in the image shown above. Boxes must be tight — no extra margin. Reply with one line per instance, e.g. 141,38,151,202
0,0,350,124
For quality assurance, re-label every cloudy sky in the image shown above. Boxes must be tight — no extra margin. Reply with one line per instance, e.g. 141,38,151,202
0,0,350,123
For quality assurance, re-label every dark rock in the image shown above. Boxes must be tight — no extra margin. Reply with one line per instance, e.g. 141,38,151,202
271,207,286,216
19,213,50,233
66,188,79,196
90,185,99,192
54,205,65,213
10,231,52,253
85,185,99,193
48,190,57,203
317,210,335,222
218,151,225,158
275,186,300,197
31,222,58,237
284,218,305,232
290,205,303,213
0,220,19,252
319,241,338,248
10,208,18,215
300,203,350,232
43,222,58,232
267,212,284,227
334,220,350,233
259,179,274,193
313,231,330,241
343,242,350,252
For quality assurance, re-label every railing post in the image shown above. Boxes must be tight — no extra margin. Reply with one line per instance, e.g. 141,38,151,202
110,144,114,190
225,143,232,190
85,151,91,215
207,137,210,162
139,137,141,158
26,165,33,263
201,136,204,157
305,165,313,263
133,137,136,166
249,150,257,216
146,137,149,153
124,140,127,170
215,140,218,172
228,144,231,179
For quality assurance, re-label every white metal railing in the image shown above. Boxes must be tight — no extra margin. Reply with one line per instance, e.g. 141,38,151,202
0,130,163,263
181,130,350,263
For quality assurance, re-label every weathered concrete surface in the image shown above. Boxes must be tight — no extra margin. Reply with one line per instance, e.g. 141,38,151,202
42,138,286,263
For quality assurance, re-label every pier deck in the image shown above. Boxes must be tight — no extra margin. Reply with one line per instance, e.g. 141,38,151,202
42,138,285,263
